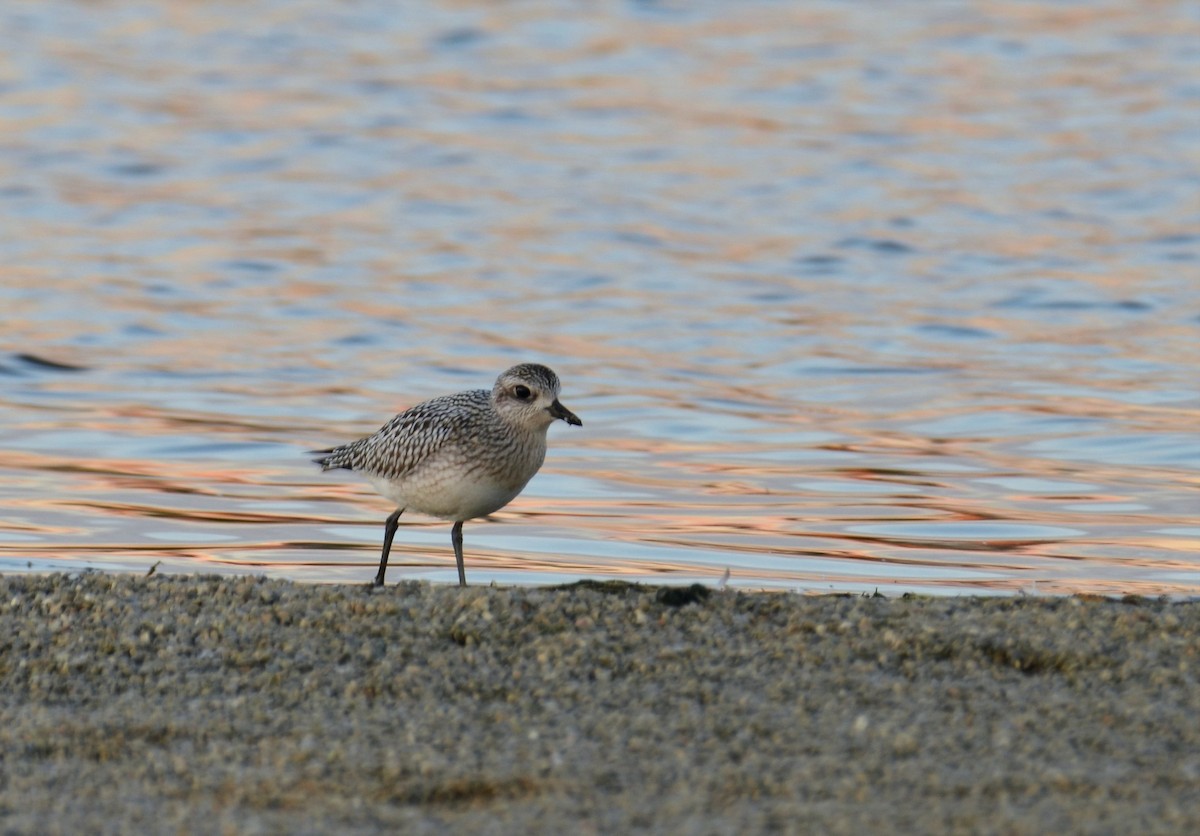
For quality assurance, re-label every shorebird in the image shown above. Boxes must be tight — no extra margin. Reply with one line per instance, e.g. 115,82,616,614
313,363,581,587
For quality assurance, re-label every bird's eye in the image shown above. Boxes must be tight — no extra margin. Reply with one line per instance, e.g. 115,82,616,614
513,385,532,400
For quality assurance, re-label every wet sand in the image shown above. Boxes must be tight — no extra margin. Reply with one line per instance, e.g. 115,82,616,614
2,573,1197,834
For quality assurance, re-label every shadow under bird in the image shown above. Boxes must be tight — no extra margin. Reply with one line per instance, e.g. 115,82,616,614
312,363,581,587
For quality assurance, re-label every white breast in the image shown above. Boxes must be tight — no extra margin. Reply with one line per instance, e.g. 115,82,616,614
367,435,547,521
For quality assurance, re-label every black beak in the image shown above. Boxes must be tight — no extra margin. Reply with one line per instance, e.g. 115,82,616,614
548,398,582,426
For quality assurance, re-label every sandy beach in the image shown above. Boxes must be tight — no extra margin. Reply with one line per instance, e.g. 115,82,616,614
1,573,1197,834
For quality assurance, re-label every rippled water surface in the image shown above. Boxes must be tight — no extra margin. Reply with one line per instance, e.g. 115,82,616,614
2,0,1198,594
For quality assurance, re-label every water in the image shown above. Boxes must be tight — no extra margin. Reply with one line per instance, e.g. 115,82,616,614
2,0,1197,595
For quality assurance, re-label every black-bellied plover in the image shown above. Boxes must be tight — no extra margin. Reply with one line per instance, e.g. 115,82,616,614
313,363,581,587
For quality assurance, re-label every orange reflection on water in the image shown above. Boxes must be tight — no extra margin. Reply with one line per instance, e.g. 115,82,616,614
1,0,1196,595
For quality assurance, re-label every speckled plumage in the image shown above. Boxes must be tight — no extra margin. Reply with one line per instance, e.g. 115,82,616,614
313,363,581,587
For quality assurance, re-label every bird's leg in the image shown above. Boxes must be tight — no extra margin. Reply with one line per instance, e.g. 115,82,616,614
374,508,404,588
451,521,466,587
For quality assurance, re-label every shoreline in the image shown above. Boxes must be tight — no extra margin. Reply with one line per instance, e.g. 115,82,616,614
2,573,1198,833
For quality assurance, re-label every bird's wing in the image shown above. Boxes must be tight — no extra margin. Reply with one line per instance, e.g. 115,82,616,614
314,391,482,479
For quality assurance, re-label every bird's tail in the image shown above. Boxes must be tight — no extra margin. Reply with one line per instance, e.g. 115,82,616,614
310,446,354,471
